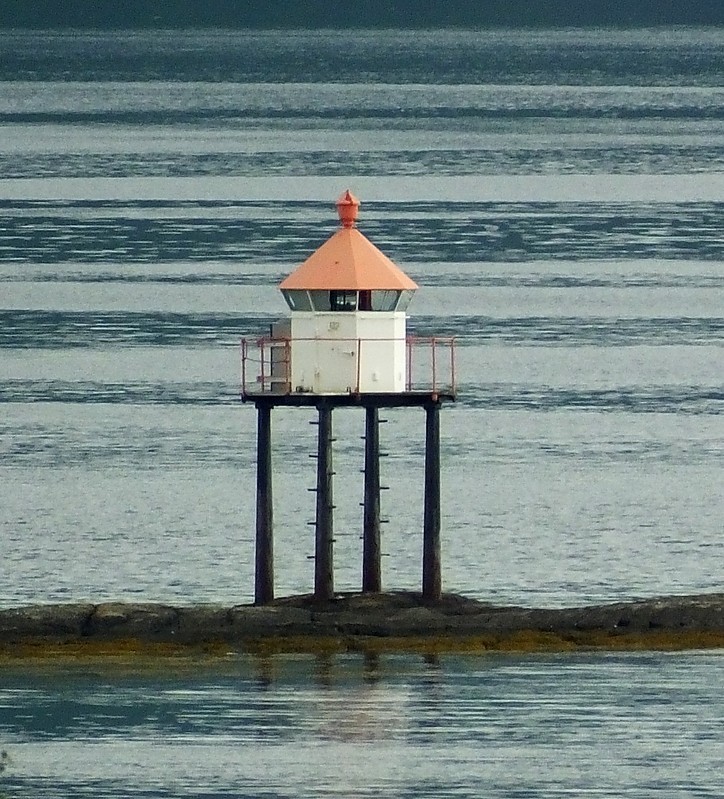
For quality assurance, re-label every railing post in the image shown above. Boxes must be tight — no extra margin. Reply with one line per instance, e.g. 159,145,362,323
431,337,437,394
285,339,291,391
356,337,362,393
450,337,456,394
259,339,266,392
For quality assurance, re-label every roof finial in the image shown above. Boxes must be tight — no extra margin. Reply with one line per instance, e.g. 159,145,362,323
336,189,360,228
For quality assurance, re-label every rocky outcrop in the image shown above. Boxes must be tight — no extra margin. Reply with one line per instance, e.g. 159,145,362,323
1,592,722,653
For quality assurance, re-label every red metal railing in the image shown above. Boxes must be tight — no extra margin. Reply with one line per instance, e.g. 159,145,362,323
240,335,456,397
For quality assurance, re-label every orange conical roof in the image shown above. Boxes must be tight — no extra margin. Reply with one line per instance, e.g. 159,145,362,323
279,190,418,292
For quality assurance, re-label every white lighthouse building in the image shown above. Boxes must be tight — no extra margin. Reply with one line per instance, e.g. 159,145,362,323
271,190,418,395
242,191,455,606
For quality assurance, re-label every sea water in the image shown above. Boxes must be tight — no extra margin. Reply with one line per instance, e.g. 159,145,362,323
1,652,723,798
0,27,722,796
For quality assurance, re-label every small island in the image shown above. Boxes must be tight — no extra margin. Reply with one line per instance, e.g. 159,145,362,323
1,592,722,660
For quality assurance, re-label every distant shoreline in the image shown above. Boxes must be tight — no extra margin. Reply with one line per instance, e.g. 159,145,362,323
1,592,722,657
2,1,724,31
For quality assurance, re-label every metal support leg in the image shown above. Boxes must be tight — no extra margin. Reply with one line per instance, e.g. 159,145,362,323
363,406,382,592
255,404,274,604
314,403,334,601
422,402,442,601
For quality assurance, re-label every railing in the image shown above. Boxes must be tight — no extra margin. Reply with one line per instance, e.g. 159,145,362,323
405,336,457,396
241,335,456,397
241,337,292,396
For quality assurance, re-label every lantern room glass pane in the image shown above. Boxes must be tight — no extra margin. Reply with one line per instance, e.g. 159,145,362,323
281,290,312,311
397,289,415,311
371,290,401,311
330,290,357,311
308,290,332,311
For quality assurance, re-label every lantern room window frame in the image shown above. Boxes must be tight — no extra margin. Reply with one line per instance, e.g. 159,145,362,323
281,288,414,313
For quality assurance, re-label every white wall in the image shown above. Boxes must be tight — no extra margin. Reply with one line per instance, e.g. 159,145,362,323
289,312,407,393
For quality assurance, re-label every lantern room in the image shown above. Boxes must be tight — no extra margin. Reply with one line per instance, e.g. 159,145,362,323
241,191,455,399
275,190,417,394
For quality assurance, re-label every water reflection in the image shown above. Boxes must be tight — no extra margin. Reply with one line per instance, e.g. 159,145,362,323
1,652,723,798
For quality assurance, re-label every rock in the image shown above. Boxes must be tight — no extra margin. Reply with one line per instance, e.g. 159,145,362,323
226,605,315,639
175,605,232,643
0,592,722,652
86,603,179,640
0,603,94,642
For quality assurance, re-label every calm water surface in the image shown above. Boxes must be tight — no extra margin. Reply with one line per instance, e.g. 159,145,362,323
0,28,722,600
1,652,723,798
0,27,722,798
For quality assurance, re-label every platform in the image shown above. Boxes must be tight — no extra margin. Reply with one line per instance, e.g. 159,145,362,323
241,390,456,408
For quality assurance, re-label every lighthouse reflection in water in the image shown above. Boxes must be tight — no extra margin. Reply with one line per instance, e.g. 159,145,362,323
2,652,724,798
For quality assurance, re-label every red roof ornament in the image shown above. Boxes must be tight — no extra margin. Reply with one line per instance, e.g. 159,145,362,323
279,191,418,292
336,189,360,228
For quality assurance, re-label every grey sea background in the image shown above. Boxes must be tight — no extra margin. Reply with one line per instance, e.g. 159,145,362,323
0,27,722,797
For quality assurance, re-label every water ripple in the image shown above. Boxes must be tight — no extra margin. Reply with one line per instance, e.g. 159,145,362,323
1,311,720,348
2,146,724,178
1,201,722,263
1,654,723,799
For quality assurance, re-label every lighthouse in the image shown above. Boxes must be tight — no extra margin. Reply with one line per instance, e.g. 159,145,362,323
277,190,417,394
242,191,456,604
